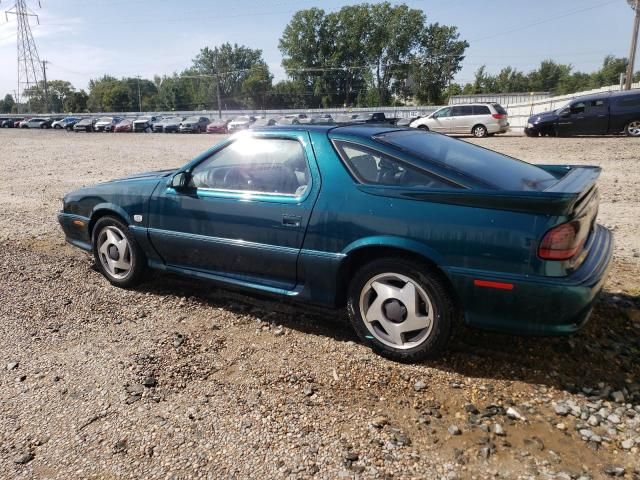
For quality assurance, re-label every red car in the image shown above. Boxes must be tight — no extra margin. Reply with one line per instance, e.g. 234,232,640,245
114,118,133,133
206,119,229,134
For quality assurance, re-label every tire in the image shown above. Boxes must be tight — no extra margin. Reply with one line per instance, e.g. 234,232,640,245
472,124,488,138
92,216,148,288
347,257,457,362
525,129,538,137
417,125,429,132
625,120,640,137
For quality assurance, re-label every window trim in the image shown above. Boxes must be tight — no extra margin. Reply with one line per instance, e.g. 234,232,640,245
186,135,314,202
331,138,466,190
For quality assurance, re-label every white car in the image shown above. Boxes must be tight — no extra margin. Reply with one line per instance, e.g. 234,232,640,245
227,115,255,132
410,103,509,138
20,118,50,129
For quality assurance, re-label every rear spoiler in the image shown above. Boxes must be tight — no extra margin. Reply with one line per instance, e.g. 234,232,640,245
357,166,601,216
540,165,601,194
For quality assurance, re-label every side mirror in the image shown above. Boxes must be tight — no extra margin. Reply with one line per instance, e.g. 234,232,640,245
170,171,193,191
559,108,570,118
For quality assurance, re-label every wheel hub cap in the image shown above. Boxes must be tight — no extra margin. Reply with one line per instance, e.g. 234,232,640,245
383,299,408,323
359,272,434,350
108,245,119,260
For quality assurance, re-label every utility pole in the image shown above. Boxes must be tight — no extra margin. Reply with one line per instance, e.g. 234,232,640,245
5,0,44,113
136,75,142,112
42,59,49,112
12,89,19,114
212,51,222,119
625,0,640,90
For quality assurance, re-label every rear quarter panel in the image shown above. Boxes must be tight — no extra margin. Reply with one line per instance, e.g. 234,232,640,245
303,131,555,277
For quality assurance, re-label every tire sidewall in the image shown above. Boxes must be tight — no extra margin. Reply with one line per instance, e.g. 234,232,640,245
91,216,146,288
347,257,455,362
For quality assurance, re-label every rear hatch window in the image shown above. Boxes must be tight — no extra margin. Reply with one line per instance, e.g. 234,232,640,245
492,104,507,115
375,130,557,191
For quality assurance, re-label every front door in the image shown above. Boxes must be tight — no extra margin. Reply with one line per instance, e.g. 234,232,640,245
428,107,453,133
557,99,609,135
147,131,320,290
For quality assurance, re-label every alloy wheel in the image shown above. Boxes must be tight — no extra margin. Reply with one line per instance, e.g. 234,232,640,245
627,121,640,137
359,272,434,350
97,225,132,279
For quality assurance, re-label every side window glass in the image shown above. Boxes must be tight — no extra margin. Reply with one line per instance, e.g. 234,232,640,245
190,137,310,196
451,106,462,117
460,106,473,116
334,141,458,189
570,102,586,114
435,107,451,119
473,105,490,115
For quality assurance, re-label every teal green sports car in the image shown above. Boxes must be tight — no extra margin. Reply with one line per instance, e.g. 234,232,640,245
58,125,613,361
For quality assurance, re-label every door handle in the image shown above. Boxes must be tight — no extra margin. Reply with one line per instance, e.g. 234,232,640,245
282,215,301,227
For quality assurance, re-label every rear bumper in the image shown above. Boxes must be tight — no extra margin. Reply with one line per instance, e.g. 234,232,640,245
444,225,613,335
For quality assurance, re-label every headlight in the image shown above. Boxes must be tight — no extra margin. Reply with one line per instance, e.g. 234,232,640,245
527,123,534,129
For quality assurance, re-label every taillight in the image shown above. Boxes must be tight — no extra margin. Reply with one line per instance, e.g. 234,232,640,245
492,113,506,119
538,221,584,260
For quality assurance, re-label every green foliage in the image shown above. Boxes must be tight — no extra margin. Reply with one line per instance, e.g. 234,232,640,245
0,93,16,113
279,2,468,107
458,56,634,96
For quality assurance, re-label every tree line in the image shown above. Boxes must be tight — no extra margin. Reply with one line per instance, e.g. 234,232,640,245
0,2,638,114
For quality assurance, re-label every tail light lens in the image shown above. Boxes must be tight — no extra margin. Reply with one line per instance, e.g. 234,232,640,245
538,221,584,260
492,113,506,119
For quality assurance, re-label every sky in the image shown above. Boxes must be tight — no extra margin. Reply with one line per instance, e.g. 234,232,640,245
0,0,637,97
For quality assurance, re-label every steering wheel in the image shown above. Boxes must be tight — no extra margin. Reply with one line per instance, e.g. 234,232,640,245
223,167,253,190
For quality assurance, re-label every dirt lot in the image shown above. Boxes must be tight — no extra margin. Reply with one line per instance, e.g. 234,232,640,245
0,129,639,479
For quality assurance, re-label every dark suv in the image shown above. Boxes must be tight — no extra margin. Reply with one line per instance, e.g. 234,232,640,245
525,90,640,137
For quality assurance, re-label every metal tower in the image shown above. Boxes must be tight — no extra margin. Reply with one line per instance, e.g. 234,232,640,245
5,0,44,112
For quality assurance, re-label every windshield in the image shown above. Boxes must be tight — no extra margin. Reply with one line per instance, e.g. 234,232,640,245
97,117,112,123
163,117,181,123
233,116,250,122
554,101,571,113
184,116,199,122
137,116,151,121
375,130,557,191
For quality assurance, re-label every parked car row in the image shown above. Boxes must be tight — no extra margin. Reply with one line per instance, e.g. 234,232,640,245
5,90,639,137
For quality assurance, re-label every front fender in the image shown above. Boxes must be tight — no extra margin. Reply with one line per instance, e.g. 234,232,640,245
90,202,134,226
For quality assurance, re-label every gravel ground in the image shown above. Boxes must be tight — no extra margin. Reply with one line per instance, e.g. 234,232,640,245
1,129,639,479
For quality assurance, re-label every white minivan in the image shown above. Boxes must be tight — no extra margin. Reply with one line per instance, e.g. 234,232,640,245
410,103,509,137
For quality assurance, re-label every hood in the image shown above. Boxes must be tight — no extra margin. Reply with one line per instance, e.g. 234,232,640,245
133,119,151,124
528,109,558,123
107,168,176,183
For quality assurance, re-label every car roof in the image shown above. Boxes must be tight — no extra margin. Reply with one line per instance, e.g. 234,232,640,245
249,124,405,137
568,89,640,103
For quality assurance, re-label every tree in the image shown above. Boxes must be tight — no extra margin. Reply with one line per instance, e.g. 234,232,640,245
0,94,15,113
65,90,88,112
411,23,468,104
192,43,270,109
241,66,273,109
279,2,468,107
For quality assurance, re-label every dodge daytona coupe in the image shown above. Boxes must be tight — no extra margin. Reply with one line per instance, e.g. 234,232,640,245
59,125,613,361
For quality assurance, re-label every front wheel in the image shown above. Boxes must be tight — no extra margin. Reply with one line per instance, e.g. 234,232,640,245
92,216,148,288
417,125,429,132
625,120,640,137
347,257,457,362
472,124,488,138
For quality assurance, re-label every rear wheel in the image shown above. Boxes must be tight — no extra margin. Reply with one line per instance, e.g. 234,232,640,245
472,124,488,138
417,125,429,132
347,257,457,362
625,120,640,137
92,216,147,288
